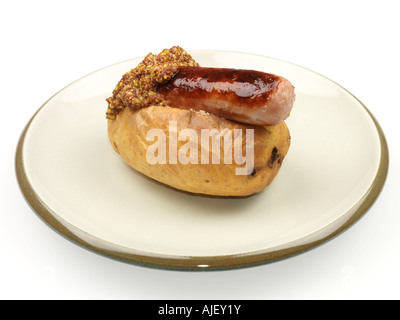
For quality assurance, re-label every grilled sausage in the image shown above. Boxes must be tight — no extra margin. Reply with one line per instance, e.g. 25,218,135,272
158,66,295,126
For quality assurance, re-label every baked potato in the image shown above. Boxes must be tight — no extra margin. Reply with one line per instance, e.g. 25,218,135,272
108,106,290,197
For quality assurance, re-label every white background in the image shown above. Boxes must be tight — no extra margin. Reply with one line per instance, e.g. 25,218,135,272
1,0,399,300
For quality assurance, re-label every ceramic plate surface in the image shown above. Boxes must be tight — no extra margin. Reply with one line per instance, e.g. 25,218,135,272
16,51,388,270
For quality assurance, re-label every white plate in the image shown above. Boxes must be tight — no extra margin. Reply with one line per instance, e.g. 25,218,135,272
16,50,388,270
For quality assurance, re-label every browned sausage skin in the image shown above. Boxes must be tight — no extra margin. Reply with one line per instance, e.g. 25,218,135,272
158,67,295,126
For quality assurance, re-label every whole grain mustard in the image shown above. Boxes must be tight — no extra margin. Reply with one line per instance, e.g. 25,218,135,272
106,46,199,120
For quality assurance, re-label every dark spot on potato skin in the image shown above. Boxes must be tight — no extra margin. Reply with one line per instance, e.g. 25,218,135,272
250,169,257,176
113,141,118,151
268,147,279,168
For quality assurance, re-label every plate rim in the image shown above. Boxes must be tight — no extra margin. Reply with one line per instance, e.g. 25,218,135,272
15,50,389,271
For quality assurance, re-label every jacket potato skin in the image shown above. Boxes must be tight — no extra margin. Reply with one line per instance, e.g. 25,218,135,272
107,106,290,197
